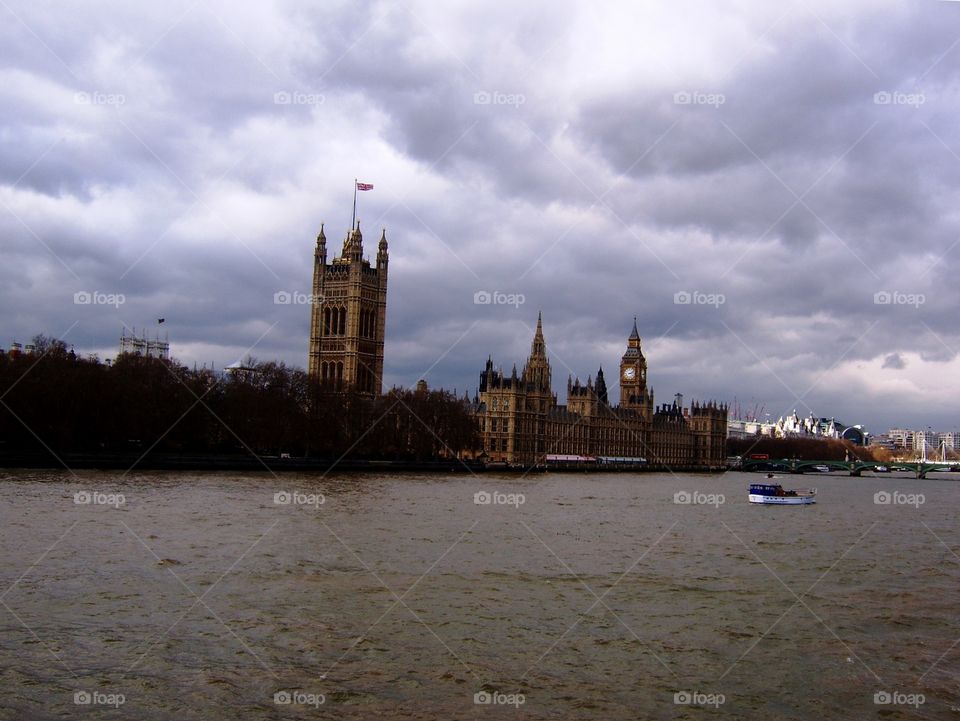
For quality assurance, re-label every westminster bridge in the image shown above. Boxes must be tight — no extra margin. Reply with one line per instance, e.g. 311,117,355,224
739,458,957,479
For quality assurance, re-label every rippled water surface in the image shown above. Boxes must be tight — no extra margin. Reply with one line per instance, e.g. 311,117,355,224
0,469,957,720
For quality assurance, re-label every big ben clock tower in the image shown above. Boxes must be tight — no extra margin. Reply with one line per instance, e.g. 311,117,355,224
620,318,651,415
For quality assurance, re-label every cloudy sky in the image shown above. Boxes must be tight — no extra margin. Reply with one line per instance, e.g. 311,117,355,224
3,0,960,434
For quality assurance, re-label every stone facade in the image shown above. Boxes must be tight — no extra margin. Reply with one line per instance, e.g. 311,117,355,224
476,316,727,467
307,222,388,395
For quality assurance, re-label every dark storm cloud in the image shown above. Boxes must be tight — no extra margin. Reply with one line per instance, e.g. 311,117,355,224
883,353,907,370
3,0,960,433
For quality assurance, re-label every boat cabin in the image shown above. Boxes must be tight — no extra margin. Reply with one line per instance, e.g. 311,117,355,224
749,483,793,496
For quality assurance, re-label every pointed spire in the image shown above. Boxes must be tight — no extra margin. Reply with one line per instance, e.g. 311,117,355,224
532,311,545,351
378,228,388,255
377,227,388,267
317,222,326,243
595,366,608,405
629,316,640,340
523,312,551,393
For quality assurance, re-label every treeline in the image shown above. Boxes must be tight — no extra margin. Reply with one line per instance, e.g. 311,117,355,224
0,336,478,460
727,435,880,461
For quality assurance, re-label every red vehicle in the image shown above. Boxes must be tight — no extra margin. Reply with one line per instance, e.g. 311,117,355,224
749,453,770,460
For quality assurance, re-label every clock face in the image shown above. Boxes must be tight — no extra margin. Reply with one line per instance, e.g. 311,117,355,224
623,367,636,380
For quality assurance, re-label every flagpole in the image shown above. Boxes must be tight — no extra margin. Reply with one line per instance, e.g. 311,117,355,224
351,178,357,230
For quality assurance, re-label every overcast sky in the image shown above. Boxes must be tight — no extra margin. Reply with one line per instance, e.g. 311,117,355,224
3,0,960,434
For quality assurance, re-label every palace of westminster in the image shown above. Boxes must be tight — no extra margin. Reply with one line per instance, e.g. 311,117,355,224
307,222,727,468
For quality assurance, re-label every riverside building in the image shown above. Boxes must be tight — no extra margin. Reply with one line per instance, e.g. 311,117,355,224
475,315,727,468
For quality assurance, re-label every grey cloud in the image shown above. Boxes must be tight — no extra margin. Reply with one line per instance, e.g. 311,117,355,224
3,0,960,434
882,352,906,369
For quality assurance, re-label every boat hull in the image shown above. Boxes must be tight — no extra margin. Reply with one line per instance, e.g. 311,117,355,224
748,494,816,505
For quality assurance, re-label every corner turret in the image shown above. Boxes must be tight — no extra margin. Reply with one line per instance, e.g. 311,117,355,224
377,227,388,273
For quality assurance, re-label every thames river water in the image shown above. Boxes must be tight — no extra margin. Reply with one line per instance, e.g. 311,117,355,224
0,469,957,720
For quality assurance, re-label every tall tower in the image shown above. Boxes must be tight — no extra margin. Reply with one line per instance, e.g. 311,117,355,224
307,221,388,395
619,317,651,417
522,312,553,413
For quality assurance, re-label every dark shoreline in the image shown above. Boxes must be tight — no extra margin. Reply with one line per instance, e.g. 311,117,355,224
0,452,726,474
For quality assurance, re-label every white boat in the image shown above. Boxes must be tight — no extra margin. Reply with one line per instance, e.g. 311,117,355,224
749,481,816,505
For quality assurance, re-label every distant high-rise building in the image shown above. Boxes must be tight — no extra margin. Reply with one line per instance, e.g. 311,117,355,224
887,428,914,450
307,221,388,395
940,432,960,451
